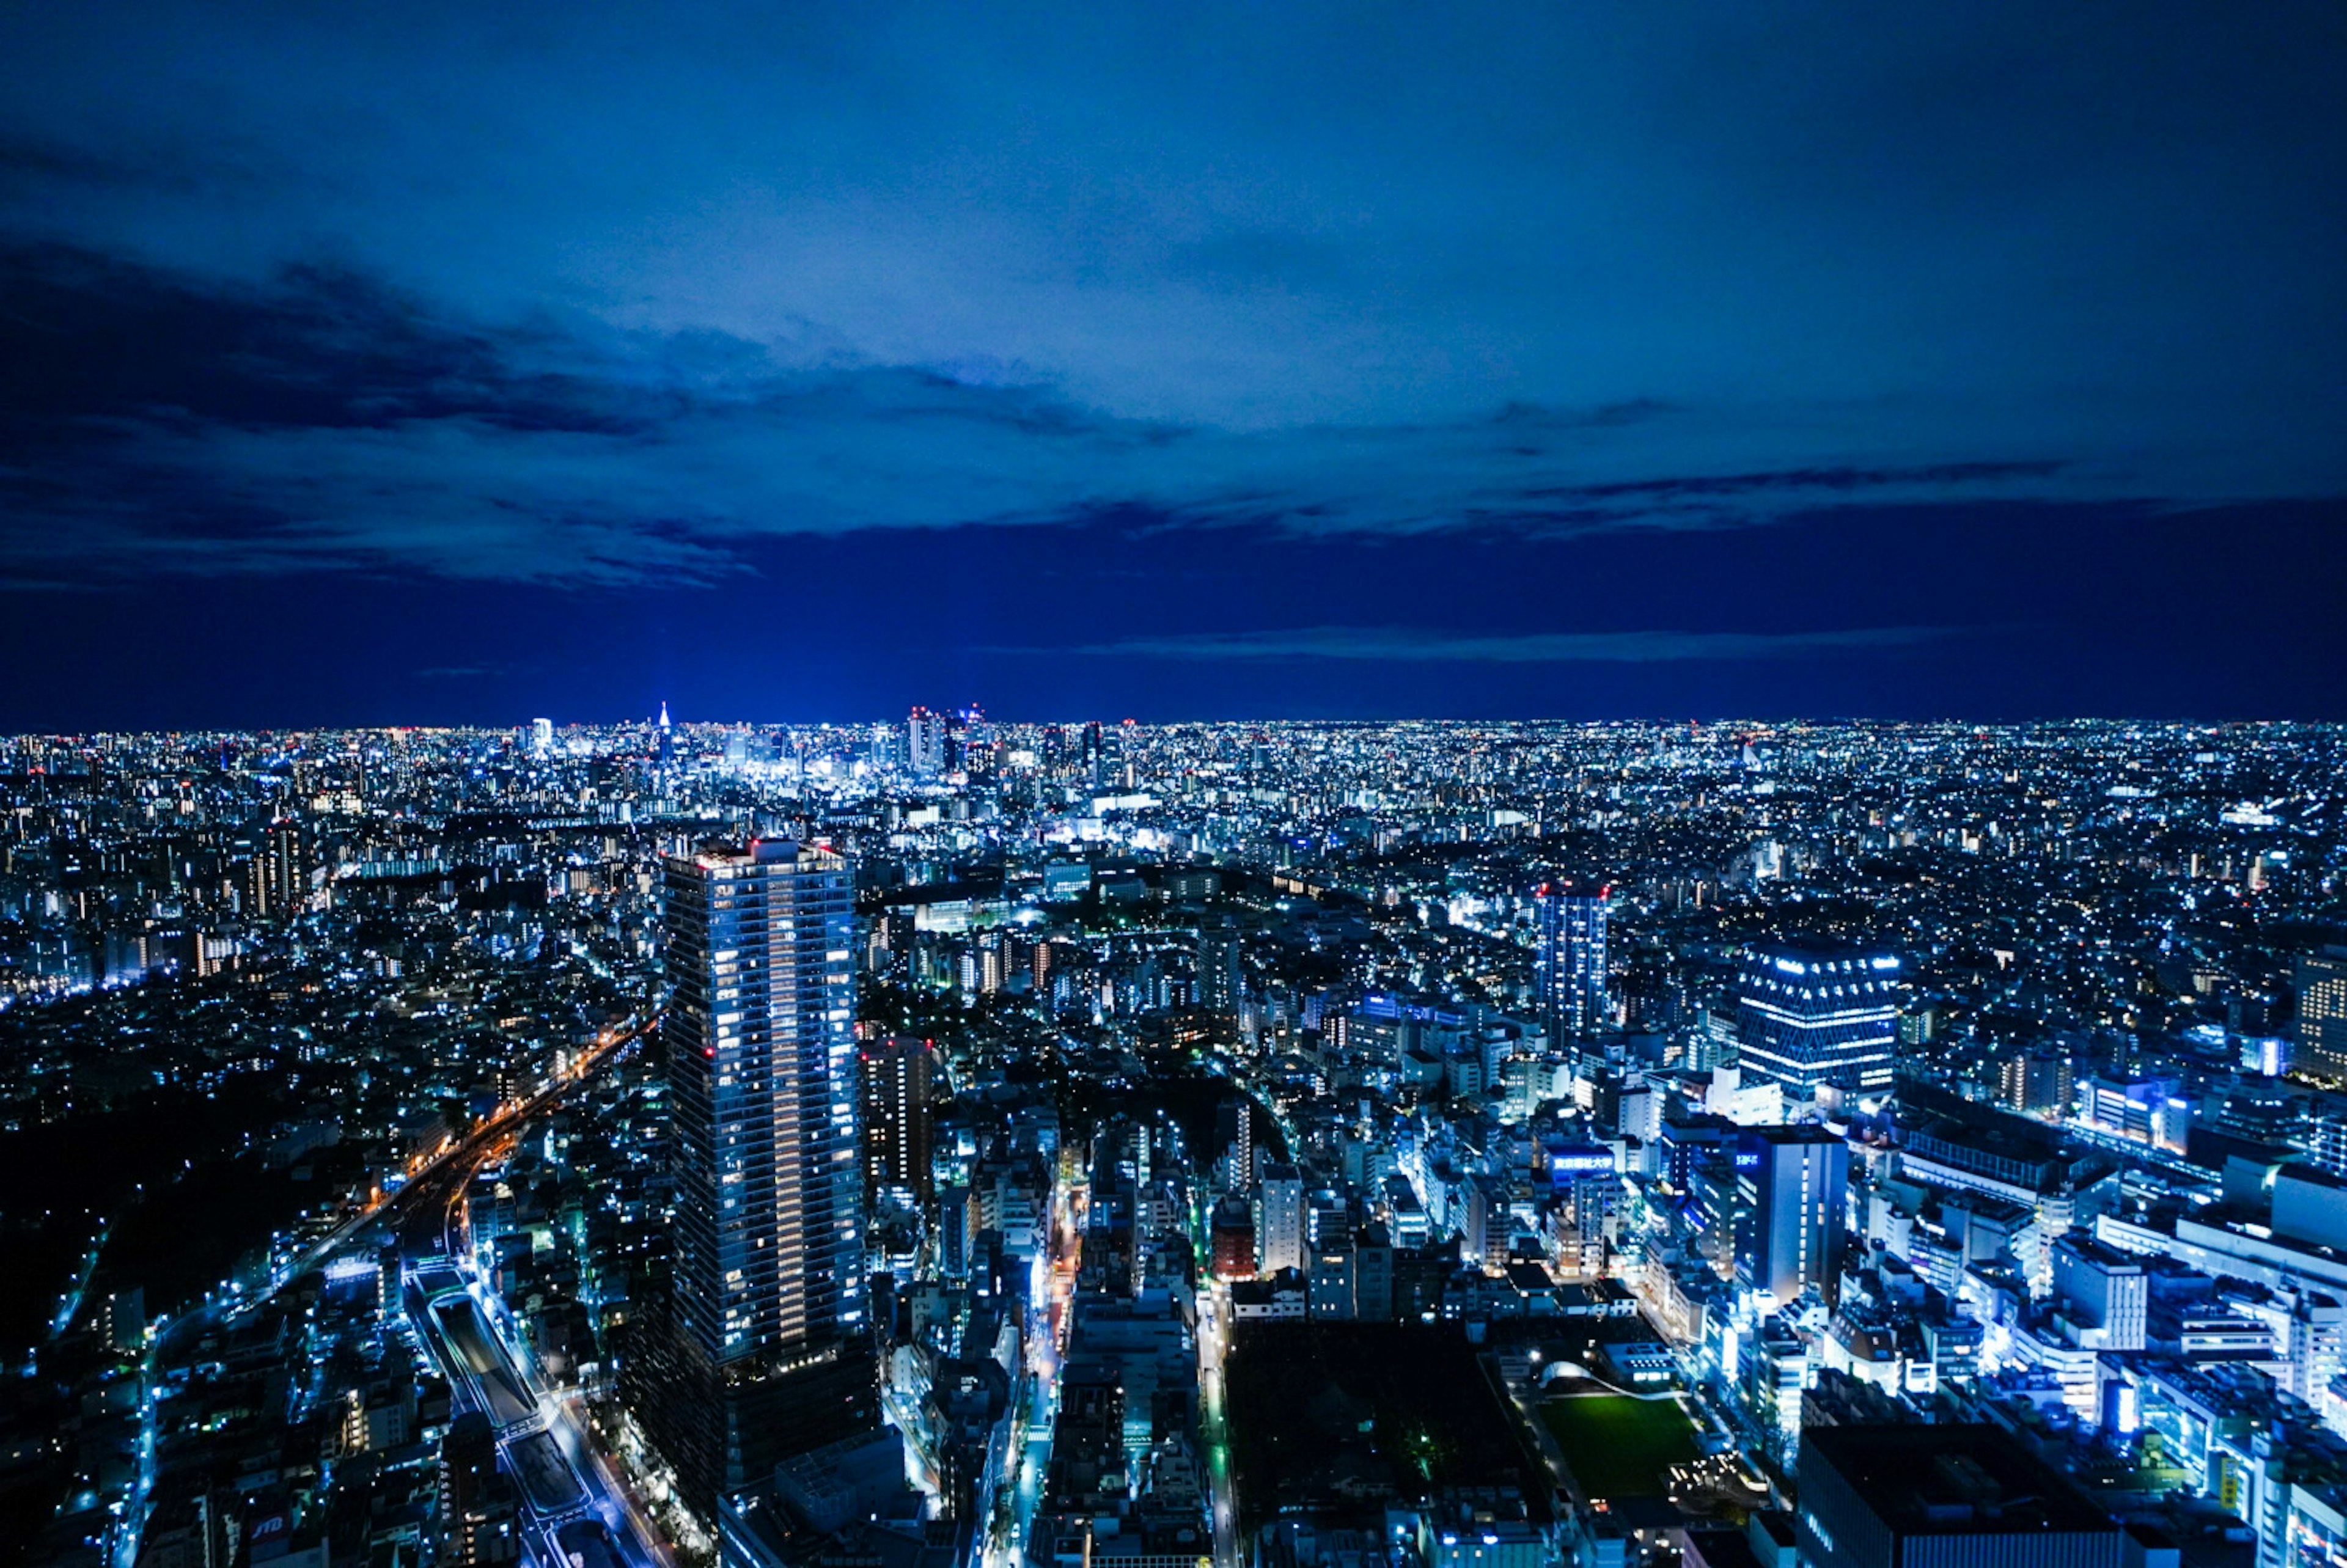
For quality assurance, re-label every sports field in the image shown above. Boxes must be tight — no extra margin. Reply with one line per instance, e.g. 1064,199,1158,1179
1538,1394,1701,1501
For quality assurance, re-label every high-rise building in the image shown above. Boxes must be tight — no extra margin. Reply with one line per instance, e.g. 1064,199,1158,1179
1735,1125,1849,1308
1999,1049,2076,1118
861,1036,936,1204
240,819,308,922
529,717,553,756
438,1411,520,1564
665,838,864,1363
953,703,989,774
2296,952,2347,1082
1735,938,1901,1096
1216,1097,1256,1191
907,706,946,777
1254,1162,1305,1276
652,839,875,1519
1532,881,1609,1042
1197,920,1243,1017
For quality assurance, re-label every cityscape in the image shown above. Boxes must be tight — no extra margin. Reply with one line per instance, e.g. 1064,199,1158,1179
2,714,2347,1567
6,4,2347,1568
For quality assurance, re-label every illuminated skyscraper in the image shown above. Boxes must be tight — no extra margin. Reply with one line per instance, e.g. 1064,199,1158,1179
2297,952,2347,1083
1533,881,1609,1042
653,838,874,1515
1735,937,1901,1095
664,838,864,1362
906,706,946,777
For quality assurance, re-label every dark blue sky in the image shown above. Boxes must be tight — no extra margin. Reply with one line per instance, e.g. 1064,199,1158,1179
2,2,2343,727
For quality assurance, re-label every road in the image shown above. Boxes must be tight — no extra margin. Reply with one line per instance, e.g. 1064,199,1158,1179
249,1014,659,1313
1197,1281,1239,1568
51,1218,111,1343
987,1162,1082,1568
116,1013,660,1568
400,1117,671,1567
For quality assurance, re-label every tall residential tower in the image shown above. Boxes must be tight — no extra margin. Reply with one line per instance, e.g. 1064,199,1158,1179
653,839,873,1513
1533,881,1609,1044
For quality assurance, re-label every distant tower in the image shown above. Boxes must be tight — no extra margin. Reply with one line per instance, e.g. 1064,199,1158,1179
907,706,946,777
1533,882,1609,1043
656,700,674,763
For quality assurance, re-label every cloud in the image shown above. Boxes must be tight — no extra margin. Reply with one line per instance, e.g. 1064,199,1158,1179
1043,625,1971,664
0,3,2340,593
0,246,2136,588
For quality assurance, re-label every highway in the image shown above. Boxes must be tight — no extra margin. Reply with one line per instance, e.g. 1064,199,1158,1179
111,1017,659,1568
255,1014,659,1312
400,1145,671,1567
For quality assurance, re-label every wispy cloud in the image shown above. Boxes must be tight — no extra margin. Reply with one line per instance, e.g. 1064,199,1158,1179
0,2,2338,598
1045,625,1972,663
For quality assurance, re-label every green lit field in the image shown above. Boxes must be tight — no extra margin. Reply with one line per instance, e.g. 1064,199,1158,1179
1538,1394,1702,1501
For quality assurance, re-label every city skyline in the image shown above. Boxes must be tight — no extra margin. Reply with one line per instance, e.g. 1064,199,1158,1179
5,714,2347,1563
5,4,2347,1563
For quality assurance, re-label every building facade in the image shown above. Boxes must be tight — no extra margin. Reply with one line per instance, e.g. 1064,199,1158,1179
1533,881,1609,1043
2298,952,2347,1083
1736,939,1901,1096
1737,1125,1850,1308
664,839,865,1364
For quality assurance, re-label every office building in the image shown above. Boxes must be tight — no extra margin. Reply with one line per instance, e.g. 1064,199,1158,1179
2050,1234,2147,1352
1736,1126,1849,1308
1795,1424,2125,1568
2297,952,2347,1083
1736,939,1901,1096
1533,881,1609,1042
907,706,946,777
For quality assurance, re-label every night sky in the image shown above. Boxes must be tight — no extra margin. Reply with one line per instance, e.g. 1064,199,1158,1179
3,4,2344,729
